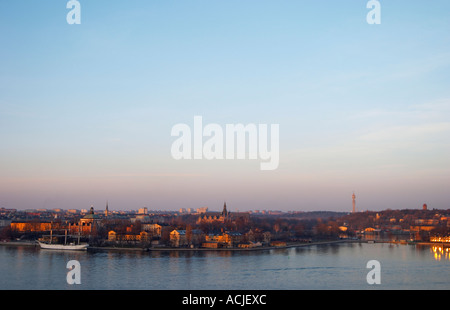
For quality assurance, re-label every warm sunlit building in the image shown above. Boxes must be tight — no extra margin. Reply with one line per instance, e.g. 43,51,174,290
141,223,162,237
108,230,151,243
430,236,450,243
10,221,53,233
69,207,102,235
196,202,230,224
170,229,204,247
205,231,244,248
410,225,436,232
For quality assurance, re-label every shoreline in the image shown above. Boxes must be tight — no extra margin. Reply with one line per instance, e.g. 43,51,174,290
89,239,353,252
0,241,37,247
0,239,354,251
1,239,446,252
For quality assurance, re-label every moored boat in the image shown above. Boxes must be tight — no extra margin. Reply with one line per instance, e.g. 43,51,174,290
37,229,88,251
38,241,89,250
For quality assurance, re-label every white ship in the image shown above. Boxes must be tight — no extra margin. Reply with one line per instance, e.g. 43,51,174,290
38,241,89,250
37,230,88,251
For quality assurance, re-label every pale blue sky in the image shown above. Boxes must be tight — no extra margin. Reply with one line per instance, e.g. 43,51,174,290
1,1,449,211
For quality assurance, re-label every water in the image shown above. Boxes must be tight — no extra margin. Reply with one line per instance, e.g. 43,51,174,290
0,242,448,290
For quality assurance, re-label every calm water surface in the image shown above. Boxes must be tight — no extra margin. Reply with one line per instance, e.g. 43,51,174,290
0,242,448,290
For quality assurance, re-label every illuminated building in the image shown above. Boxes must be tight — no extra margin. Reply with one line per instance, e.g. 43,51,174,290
69,207,102,235
196,202,230,224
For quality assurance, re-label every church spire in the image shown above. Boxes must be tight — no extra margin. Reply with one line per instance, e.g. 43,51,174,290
105,200,109,217
222,201,228,217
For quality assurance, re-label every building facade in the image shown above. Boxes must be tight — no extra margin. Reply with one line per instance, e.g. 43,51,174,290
68,207,102,236
170,229,204,247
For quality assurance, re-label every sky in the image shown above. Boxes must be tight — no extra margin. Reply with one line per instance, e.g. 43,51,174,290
1,1,450,212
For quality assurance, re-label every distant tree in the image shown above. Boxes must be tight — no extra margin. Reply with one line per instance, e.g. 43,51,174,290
293,222,305,238
186,224,192,245
131,221,142,234
0,226,12,240
161,226,173,245
313,219,340,239
273,222,281,234
233,216,248,232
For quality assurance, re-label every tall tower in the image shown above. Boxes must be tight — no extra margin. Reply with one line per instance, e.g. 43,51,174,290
222,201,229,217
105,201,109,217
352,192,356,213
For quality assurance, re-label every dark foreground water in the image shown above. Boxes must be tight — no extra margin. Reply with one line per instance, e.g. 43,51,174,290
0,242,448,290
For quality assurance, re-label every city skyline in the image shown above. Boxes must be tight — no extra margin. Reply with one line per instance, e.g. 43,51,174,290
1,1,450,212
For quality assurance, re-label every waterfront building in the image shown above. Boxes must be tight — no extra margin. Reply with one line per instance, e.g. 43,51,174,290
141,223,162,237
204,231,243,248
10,221,54,233
170,229,204,247
69,207,102,235
270,241,287,247
202,241,220,248
245,229,271,245
238,241,263,248
108,230,151,243
430,236,450,243
170,229,187,247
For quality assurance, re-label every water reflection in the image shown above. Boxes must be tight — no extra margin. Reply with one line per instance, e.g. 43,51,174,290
431,245,450,261
2,243,449,289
